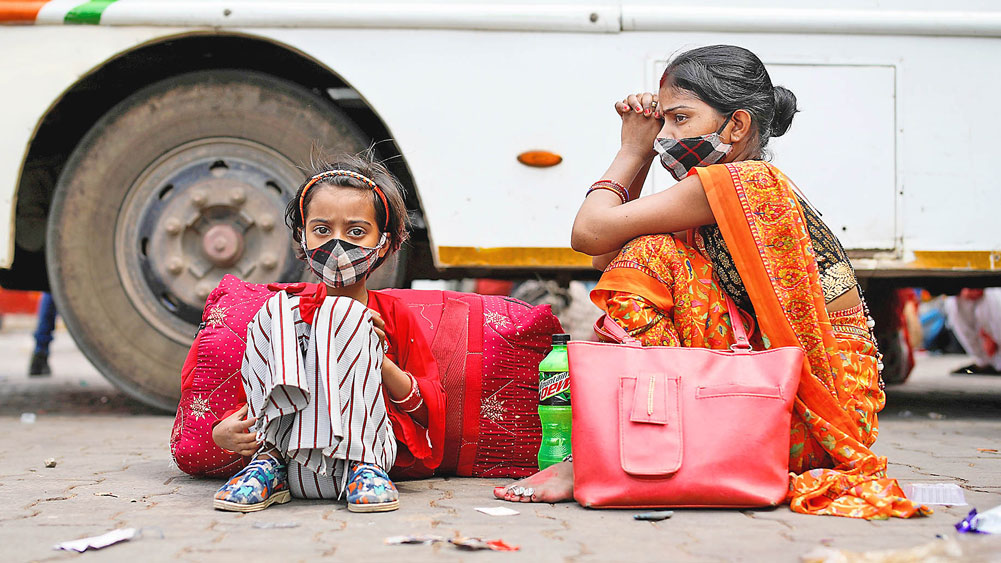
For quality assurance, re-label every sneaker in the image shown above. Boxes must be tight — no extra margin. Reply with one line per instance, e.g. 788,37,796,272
346,462,399,513
28,352,51,377
213,456,290,512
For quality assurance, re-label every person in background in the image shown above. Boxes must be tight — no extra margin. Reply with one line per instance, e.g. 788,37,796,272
945,288,1001,375
29,292,56,376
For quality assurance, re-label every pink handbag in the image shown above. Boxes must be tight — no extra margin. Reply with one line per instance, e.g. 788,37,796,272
568,295,804,509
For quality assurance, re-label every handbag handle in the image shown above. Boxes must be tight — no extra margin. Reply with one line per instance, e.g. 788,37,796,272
722,294,753,352
593,312,641,345
593,293,753,352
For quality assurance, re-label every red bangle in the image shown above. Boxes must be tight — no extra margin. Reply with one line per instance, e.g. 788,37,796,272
390,372,423,412
402,398,425,413
596,179,627,191
587,180,629,204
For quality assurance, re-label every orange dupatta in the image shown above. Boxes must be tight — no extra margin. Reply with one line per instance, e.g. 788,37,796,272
696,161,928,519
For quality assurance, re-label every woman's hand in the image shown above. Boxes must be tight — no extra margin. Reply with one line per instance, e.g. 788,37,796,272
616,92,662,159
211,405,260,456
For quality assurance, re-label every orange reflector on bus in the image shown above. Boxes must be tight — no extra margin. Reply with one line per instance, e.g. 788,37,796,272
517,151,563,168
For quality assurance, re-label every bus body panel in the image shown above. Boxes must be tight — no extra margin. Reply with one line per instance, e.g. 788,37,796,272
2,3,1000,273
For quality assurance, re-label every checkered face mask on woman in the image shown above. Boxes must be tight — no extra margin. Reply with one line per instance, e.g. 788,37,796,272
302,234,388,288
654,114,733,181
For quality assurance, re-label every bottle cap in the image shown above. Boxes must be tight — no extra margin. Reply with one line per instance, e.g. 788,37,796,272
552,333,570,346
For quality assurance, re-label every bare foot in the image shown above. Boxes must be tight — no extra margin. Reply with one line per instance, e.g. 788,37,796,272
493,461,573,503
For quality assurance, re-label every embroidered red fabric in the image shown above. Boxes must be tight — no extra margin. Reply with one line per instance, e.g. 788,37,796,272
380,290,563,478
171,276,562,480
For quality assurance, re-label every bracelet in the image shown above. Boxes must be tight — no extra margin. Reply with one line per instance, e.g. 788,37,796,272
586,185,628,204
401,397,425,413
587,180,629,204
390,372,423,412
589,180,628,202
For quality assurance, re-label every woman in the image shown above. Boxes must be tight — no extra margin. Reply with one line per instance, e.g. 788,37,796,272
496,45,927,519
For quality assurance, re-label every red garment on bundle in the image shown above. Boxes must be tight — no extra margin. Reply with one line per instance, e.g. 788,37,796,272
204,283,446,477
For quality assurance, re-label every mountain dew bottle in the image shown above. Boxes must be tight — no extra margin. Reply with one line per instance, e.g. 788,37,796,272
538,333,572,470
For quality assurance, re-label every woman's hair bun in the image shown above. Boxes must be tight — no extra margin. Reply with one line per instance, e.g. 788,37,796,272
770,85,798,137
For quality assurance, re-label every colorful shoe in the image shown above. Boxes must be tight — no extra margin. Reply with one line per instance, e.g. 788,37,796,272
213,456,291,512
346,462,399,512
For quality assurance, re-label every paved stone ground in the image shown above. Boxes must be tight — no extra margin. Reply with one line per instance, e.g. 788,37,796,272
1,316,1000,562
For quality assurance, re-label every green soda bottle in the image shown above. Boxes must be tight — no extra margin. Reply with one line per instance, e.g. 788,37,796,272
538,333,572,470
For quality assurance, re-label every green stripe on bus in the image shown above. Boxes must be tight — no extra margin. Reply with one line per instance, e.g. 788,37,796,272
64,0,119,24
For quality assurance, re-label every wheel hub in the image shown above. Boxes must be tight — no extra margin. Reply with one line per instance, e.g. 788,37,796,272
115,138,305,337
202,223,244,267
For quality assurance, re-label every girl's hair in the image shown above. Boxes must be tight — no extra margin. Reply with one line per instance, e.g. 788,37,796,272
661,45,798,156
284,150,409,259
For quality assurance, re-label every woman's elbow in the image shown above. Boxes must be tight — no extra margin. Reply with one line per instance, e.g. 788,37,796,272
571,219,602,255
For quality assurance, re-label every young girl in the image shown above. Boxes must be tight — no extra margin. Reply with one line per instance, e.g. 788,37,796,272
211,153,445,513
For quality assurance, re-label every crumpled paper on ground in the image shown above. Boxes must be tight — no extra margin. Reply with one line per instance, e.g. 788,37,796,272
900,483,967,506
956,505,1001,534
385,535,519,551
53,528,137,552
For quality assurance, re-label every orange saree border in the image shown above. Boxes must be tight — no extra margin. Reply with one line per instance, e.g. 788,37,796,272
697,163,859,439
696,161,929,519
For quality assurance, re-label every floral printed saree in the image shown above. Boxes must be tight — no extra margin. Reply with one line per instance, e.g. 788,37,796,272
590,160,929,519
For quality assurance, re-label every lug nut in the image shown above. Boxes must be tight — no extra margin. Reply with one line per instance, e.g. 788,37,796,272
166,257,184,275
164,218,182,236
191,190,207,208
260,216,275,231
229,188,246,205
261,254,278,270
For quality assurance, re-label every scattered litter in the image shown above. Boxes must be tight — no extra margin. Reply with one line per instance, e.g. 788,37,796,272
898,410,912,418
928,412,945,420
44,458,57,468
475,506,520,516
385,535,446,545
900,483,967,506
94,492,118,498
385,535,519,551
53,528,137,552
956,505,1001,534
634,510,674,521
802,537,964,562
450,537,520,551
977,448,998,453
20,412,36,424
251,522,299,529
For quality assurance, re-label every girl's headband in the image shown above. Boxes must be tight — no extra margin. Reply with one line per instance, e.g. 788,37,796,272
298,170,390,230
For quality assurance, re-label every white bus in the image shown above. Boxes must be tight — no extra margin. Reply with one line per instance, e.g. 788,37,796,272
2,0,999,409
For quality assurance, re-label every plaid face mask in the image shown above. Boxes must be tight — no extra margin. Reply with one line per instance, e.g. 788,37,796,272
302,234,388,288
654,114,733,181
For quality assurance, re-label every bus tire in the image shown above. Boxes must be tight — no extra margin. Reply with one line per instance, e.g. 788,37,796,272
47,70,371,411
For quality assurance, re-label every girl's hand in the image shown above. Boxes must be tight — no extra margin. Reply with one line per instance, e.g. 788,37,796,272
616,92,662,159
370,310,388,351
211,405,260,456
